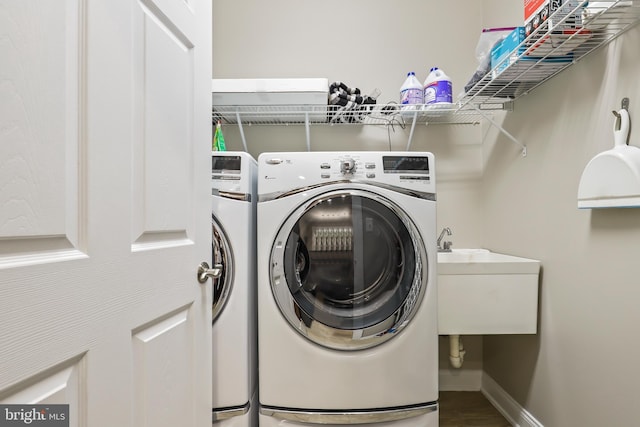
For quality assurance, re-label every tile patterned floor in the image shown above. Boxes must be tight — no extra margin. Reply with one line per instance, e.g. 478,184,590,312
439,391,511,427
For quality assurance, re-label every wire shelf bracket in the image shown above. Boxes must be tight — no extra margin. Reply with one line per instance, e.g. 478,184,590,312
471,105,527,157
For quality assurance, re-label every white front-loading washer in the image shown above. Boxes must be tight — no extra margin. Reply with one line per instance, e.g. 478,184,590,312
211,151,258,427
257,152,439,427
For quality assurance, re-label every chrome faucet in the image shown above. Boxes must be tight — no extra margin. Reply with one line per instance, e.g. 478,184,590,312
437,227,452,252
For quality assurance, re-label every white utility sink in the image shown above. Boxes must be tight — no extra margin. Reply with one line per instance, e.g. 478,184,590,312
437,249,540,335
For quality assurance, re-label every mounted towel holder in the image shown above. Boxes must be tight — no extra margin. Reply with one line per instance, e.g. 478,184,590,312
578,98,640,209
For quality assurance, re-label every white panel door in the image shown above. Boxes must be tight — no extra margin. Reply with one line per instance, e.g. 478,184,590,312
0,0,212,426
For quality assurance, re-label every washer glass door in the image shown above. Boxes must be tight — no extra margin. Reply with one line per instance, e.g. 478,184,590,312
212,214,233,323
270,190,427,350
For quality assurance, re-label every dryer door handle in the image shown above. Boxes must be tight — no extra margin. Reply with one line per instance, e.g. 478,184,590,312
197,262,223,284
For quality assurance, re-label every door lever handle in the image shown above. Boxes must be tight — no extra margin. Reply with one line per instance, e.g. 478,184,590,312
197,262,222,283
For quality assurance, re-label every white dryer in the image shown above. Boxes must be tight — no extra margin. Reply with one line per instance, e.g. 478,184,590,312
257,152,439,427
211,152,258,427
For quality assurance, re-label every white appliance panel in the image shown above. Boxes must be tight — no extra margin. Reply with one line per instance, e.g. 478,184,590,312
211,199,254,407
258,410,439,427
257,185,438,409
211,151,257,424
256,151,438,421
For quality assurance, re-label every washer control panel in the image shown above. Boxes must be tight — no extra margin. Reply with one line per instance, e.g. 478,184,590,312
258,152,435,195
211,152,256,195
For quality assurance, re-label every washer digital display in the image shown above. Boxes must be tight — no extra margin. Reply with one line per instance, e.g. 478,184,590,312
212,155,241,173
382,156,429,174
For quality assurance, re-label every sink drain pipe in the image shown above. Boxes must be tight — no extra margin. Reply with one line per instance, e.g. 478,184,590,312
449,335,465,368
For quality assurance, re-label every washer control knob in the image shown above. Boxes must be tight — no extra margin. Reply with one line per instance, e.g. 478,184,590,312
340,158,356,175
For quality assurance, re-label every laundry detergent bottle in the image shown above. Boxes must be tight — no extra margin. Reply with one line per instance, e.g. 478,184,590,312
400,72,424,106
423,67,452,105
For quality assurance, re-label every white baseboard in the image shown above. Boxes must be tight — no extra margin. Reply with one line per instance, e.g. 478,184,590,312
481,373,544,427
438,368,482,391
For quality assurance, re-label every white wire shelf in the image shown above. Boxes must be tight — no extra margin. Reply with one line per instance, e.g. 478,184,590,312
459,0,640,110
211,104,484,127
211,104,483,153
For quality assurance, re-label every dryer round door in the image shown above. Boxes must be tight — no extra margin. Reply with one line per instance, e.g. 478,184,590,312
212,214,233,323
269,189,428,350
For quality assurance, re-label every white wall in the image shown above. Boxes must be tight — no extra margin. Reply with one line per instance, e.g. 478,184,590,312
214,1,640,425
479,13,640,427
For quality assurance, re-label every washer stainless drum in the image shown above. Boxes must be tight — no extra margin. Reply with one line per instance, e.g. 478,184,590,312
270,188,426,351
257,152,439,427
210,152,258,427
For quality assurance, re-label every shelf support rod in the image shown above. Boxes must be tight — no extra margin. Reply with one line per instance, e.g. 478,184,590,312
305,112,311,151
236,112,248,152
405,110,419,151
472,105,527,157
